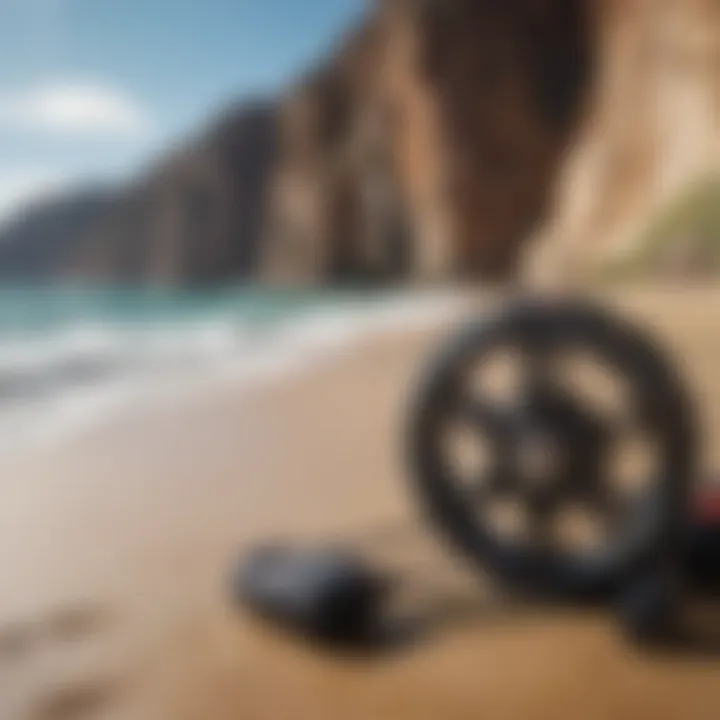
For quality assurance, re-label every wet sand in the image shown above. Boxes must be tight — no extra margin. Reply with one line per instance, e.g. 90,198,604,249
2,288,720,720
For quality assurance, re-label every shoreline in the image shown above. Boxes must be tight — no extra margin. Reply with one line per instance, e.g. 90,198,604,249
0,289,472,461
3,287,720,718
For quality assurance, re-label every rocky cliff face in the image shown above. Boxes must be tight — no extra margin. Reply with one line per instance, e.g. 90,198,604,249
0,0,717,286
0,189,118,281
0,101,279,286
263,0,594,284
80,101,279,285
267,0,720,285
261,19,412,285
527,0,720,284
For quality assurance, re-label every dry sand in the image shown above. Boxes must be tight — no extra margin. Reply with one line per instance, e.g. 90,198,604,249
2,287,720,720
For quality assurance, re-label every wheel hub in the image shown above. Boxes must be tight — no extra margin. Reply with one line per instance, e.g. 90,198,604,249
510,387,608,506
515,427,561,490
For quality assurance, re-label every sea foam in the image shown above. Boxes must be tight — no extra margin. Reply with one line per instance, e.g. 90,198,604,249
0,289,467,454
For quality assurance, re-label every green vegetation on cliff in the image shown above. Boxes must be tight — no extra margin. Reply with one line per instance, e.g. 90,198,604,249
603,175,720,281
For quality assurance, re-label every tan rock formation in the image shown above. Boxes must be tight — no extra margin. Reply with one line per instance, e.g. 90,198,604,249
263,0,594,285
1,0,717,287
88,102,279,286
262,18,412,285
527,0,720,285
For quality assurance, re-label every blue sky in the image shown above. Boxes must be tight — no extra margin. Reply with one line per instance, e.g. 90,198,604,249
0,0,368,221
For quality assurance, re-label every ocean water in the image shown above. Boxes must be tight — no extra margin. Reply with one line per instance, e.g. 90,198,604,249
0,285,464,452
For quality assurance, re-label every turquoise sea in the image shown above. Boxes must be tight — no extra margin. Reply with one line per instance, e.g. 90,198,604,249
0,285,462,451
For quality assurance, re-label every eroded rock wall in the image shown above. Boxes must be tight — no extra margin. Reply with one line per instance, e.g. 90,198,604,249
1,0,716,286
263,0,595,284
528,0,720,283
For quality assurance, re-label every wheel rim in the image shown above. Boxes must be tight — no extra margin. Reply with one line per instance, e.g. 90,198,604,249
409,298,697,598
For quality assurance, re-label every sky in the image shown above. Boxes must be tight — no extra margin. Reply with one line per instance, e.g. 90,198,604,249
0,0,368,222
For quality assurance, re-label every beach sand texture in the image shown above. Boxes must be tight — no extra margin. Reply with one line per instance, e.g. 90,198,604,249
2,288,720,720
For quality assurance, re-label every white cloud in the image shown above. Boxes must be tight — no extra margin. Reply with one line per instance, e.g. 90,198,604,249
0,81,151,138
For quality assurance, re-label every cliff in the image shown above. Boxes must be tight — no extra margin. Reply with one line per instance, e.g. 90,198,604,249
527,0,720,284
0,0,717,286
76,100,280,285
0,101,279,286
0,189,118,281
263,0,594,284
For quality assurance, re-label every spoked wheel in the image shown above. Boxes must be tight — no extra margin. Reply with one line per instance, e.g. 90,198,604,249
408,296,698,600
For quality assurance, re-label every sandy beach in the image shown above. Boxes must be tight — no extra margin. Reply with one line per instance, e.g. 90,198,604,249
3,288,720,720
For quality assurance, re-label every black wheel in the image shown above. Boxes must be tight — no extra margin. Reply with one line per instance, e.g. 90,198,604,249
407,296,697,600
